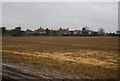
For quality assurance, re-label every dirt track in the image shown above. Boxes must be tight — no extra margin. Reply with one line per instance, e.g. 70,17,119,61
2,61,81,81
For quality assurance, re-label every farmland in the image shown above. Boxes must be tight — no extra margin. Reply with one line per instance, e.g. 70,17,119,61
2,36,119,79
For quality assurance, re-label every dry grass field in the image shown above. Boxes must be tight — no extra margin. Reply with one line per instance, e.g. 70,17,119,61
2,36,119,79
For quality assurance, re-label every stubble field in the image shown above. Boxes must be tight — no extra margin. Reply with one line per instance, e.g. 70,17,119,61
2,36,119,79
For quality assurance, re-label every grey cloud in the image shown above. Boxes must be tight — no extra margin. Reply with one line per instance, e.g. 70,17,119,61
2,2,118,33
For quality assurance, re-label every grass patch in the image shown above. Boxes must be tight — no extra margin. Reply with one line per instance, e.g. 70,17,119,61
2,36,119,79
2,49,118,79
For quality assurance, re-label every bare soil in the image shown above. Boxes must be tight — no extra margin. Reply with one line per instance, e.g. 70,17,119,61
2,60,82,80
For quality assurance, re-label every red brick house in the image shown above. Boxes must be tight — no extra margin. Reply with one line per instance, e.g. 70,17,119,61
35,27,46,34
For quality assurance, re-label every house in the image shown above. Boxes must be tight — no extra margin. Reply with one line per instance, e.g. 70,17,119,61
58,28,69,35
35,27,46,34
82,27,90,35
90,31,99,36
116,31,120,34
73,30,82,35
25,29,34,34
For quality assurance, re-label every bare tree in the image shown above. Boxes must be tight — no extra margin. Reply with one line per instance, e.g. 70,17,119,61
98,28,105,36
82,27,90,35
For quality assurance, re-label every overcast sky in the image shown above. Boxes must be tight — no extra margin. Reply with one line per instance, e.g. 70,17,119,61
2,2,118,33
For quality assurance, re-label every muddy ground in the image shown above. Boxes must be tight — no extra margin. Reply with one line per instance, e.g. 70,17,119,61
2,60,84,81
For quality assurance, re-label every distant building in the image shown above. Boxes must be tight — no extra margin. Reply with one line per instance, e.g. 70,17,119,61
73,30,82,35
58,28,69,35
90,31,98,36
82,27,90,35
104,32,109,36
35,27,46,34
116,31,120,34
69,31,74,35
25,29,34,34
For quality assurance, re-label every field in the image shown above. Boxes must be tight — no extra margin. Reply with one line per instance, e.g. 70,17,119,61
2,36,119,79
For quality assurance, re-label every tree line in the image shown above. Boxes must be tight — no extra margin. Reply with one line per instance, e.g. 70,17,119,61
0,27,119,36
